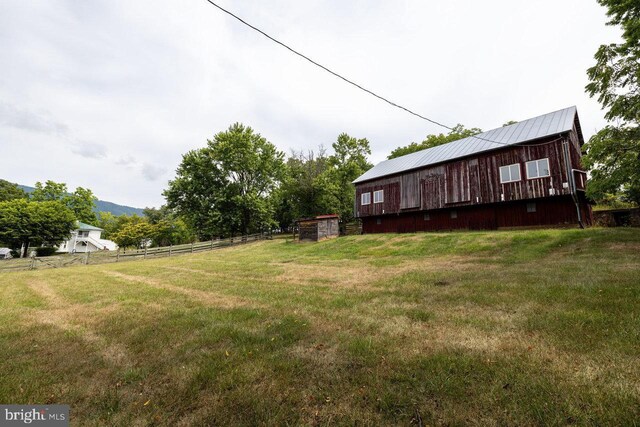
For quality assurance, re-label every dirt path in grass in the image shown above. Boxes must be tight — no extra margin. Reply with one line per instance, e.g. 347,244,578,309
27,280,132,366
103,270,257,309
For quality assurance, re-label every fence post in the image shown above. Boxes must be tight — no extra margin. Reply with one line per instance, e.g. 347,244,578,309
191,242,194,253
211,238,214,249
85,250,90,265
144,246,148,259
116,248,120,262
169,244,172,257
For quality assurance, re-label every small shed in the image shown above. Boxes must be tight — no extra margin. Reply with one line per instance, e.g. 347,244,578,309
296,214,340,242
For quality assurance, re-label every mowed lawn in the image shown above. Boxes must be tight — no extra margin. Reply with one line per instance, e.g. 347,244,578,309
1,229,639,426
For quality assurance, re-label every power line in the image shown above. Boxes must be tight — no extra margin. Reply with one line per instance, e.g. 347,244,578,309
201,0,569,149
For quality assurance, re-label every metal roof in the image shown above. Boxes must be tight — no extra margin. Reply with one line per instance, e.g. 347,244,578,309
77,221,104,231
353,106,578,184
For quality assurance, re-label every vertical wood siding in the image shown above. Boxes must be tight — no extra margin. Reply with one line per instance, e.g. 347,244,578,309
401,172,420,209
355,132,588,220
362,196,592,233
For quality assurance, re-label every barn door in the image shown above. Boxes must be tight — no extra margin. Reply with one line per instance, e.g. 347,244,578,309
422,175,443,210
401,172,420,209
445,162,470,204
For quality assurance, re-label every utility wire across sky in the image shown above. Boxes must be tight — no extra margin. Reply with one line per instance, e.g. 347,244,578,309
202,0,565,149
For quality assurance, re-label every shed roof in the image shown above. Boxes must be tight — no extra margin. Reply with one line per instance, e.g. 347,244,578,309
297,214,339,222
353,106,579,184
77,221,104,231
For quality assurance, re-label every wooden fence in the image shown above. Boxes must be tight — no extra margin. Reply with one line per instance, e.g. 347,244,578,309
0,233,268,273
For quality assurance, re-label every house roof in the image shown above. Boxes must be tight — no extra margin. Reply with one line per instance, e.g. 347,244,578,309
0,248,11,255
353,106,580,184
77,221,103,231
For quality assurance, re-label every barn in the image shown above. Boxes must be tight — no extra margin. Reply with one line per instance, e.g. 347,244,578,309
353,106,592,233
296,215,340,242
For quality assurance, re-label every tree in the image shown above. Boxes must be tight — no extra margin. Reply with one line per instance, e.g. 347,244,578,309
388,124,482,159
164,123,286,237
31,180,68,202
0,199,76,257
68,187,98,223
96,212,119,240
31,180,98,223
143,206,195,246
274,147,335,229
584,0,640,204
326,133,372,222
111,221,156,249
0,179,27,202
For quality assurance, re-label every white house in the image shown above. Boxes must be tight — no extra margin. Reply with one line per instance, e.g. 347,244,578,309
0,248,12,260
58,222,118,253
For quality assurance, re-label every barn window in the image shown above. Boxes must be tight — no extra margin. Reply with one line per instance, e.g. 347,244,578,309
499,163,521,183
376,218,382,225
527,202,537,213
361,192,371,205
450,210,457,219
526,158,550,179
424,213,430,221
373,190,384,204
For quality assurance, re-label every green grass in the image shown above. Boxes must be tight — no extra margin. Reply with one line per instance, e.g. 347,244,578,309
1,228,639,425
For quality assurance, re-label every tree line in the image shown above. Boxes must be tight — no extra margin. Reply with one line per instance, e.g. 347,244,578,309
2,0,636,257
0,181,195,256
163,123,372,239
0,180,97,257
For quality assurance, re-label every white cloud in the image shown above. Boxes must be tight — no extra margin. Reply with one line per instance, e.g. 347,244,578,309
141,163,167,181
114,155,137,166
71,142,108,159
0,103,68,135
0,0,621,207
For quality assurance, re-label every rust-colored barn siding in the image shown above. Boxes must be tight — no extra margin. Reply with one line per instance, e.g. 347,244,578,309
362,196,592,233
355,130,591,232
356,181,401,217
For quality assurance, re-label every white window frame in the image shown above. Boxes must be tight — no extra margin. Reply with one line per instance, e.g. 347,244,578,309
499,163,521,184
373,190,384,204
361,192,371,206
526,158,550,179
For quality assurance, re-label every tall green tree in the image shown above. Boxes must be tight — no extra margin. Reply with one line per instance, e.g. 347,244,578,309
274,148,336,229
388,125,482,159
164,123,286,237
327,133,372,223
584,0,640,204
31,180,67,202
0,199,76,257
143,206,195,246
0,179,27,201
111,221,156,249
67,187,98,224
31,180,98,223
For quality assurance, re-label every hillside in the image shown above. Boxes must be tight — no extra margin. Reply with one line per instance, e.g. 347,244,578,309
17,184,145,216
1,229,639,425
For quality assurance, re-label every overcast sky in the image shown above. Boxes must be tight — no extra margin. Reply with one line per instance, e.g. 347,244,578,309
0,0,620,208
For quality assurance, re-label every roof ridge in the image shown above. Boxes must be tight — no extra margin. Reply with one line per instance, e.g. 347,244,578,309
353,106,577,184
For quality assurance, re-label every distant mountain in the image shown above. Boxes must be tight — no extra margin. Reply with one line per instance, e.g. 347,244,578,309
17,185,145,217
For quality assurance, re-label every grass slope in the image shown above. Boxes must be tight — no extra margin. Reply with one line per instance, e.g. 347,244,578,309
1,228,639,425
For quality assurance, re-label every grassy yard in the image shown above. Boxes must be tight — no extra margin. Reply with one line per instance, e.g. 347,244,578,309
0,228,639,425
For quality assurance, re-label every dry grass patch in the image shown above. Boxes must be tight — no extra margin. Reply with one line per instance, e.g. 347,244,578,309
103,270,256,309
0,228,638,425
